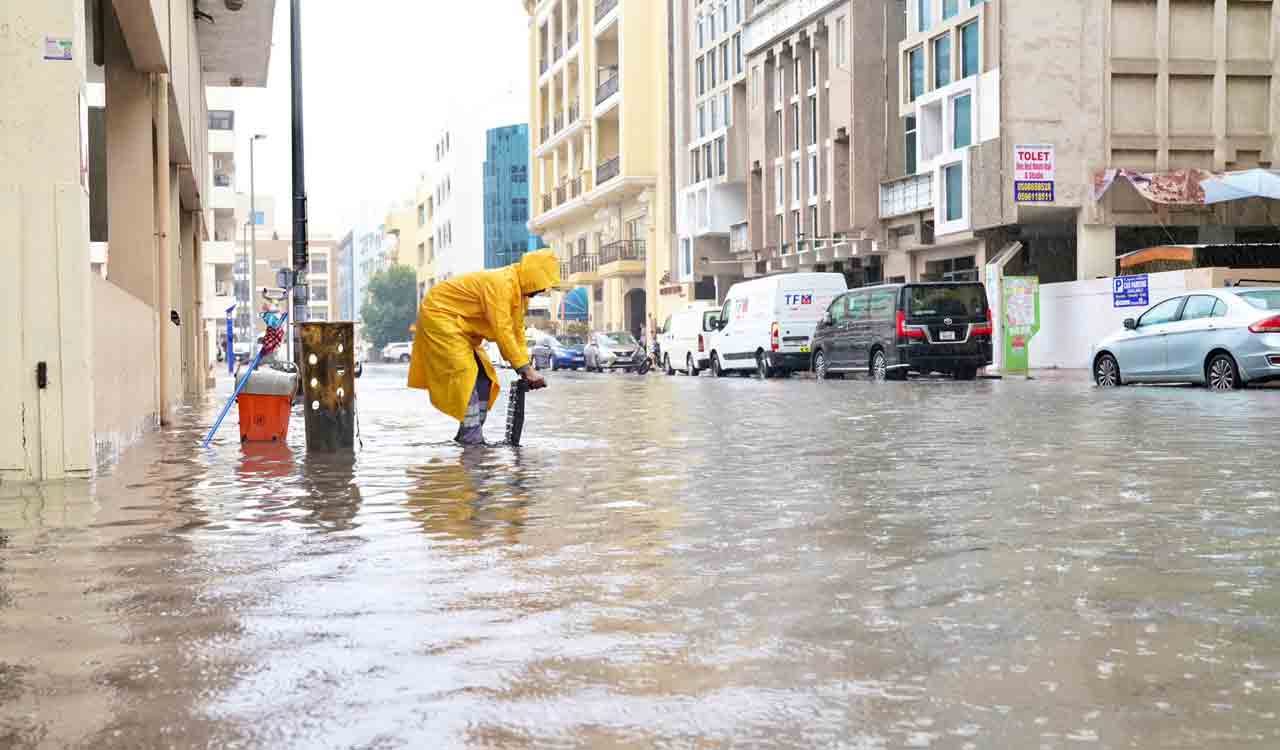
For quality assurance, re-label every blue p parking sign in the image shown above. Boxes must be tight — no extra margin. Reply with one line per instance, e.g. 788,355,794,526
1113,275,1149,308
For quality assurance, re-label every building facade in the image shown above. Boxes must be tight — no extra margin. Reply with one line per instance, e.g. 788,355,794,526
335,230,356,322
484,124,538,269
428,126,487,282
525,0,678,337
353,223,387,321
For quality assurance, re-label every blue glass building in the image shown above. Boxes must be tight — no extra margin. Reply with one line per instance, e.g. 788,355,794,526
483,124,544,269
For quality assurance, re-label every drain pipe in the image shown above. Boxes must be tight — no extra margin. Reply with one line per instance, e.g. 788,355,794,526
155,73,172,425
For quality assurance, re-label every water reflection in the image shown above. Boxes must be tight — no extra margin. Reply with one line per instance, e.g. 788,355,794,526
405,450,531,544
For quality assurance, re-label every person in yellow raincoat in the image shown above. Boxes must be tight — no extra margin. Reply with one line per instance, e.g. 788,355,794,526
407,250,560,445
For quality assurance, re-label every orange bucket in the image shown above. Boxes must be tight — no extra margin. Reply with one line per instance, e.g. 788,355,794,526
237,393,292,442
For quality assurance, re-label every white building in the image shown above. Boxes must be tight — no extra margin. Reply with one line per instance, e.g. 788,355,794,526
353,223,387,321
427,125,486,282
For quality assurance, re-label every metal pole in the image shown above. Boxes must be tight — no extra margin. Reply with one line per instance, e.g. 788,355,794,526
290,0,309,360
250,135,258,341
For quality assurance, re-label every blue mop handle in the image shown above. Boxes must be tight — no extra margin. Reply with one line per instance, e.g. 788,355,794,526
201,313,288,448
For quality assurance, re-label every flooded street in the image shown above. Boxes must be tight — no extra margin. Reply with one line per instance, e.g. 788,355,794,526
3,365,1280,748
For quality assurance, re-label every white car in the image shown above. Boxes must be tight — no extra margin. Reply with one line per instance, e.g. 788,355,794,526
658,303,721,375
382,341,413,363
706,273,848,378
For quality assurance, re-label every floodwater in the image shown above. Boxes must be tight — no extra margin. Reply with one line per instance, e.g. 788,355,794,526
3,365,1280,749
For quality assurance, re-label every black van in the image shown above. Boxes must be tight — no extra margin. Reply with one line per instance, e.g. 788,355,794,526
810,282,993,381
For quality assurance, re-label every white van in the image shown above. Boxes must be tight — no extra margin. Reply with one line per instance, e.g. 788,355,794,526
706,273,848,378
658,302,721,375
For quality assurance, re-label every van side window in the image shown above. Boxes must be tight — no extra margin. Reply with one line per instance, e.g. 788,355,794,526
720,300,733,327
846,292,869,320
869,289,896,320
828,296,848,324
661,316,672,334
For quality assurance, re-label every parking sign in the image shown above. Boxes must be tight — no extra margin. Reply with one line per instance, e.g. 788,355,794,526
1113,275,1149,308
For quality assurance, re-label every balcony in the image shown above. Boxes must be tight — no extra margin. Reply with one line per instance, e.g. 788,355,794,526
554,43,563,61
541,192,553,212
595,0,618,24
560,260,571,281
568,28,579,48
596,156,620,185
213,173,232,188
569,253,600,284
571,176,582,198
540,124,550,142
568,100,580,123
880,172,934,218
554,112,564,133
556,184,567,204
596,71,619,104
600,239,645,265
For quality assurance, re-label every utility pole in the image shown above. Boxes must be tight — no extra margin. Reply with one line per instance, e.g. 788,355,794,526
250,133,266,341
290,0,309,353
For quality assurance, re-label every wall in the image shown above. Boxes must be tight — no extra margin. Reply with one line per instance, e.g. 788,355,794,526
92,275,158,464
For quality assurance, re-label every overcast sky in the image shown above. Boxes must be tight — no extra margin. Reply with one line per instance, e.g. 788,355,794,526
219,1,530,236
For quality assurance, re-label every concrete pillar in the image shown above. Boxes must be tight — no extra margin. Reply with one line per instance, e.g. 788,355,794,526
0,0,95,479
104,6,157,308
1077,215,1117,280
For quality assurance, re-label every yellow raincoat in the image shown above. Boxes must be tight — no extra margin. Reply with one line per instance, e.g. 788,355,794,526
407,251,561,421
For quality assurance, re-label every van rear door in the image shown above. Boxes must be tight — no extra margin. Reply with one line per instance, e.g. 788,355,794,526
903,283,989,345
775,275,847,353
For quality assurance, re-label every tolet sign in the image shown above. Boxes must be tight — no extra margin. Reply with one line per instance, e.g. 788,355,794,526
1014,144,1055,203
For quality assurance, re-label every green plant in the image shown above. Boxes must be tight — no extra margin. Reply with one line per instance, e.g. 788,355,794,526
361,265,418,350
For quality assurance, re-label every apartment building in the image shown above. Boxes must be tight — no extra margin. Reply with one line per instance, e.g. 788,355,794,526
524,0,677,336
886,0,1280,285
412,177,437,300
484,124,539,269
672,0,750,301
429,126,489,282
352,223,387,321
335,230,356,322
202,105,243,355
742,0,902,287
251,234,339,330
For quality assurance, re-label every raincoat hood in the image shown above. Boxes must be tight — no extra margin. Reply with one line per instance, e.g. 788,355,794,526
516,250,561,296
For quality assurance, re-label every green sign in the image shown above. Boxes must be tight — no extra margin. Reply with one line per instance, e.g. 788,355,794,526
1001,276,1040,376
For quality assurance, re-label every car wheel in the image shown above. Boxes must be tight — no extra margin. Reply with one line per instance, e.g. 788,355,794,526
871,350,889,382
687,353,700,377
399,354,411,363
711,353,726,378
1206,352,1242,391
814,350,829,380
756,351,771,380
1094,353,1120,387
664,354,675,376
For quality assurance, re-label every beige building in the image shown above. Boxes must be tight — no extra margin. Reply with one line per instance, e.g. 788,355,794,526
250,234,339,330
2,0,275,480
524,0,679,336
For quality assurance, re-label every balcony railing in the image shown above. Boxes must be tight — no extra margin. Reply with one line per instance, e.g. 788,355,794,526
540,124,550,142
571,254,599,275
568,28,579,48
880,172,934,218
560,260,572,280
556,185,567,204
568,101,580,123
596,156,620,185
599,239,645,265
595,0,618,23
554,112,564,133
541,193,553,212
571,176,582,198
596,72,619,104
554,43,563,60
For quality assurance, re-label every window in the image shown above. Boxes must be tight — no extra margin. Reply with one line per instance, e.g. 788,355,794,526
934,34,951,88
681,239,693,279
717,137,726,176
943,0,959,20
692,150,701,182
735,0,743,25
698,16,705,49
417,204,426,226
869,289,897,319
808,205,818,238
774,63,783,102
775,165,784,209
808,153,818,196
791,103,800,150
1240,290,1280,310
208,110,234,130
1138,297,1185,327
1212,298,1228,317
721,2,728,33
704,143,713,178
808,48,818,88
310,309,329,321
310,284,328,302
953,93,972,149
960,21,979,78
1181,296,1218,321
944,162,963,222
791,209,801,244
835,17,848,67
723,91,731,126
904,115,918,173
722,42,731,84
710,51,718,87
846,292,869,320
697,57,706,96
734,33,743,74
711,97,719,129
752,66,761,107
792,158,801,201
791,54,800,93
909,47,925,100
808,94,818,144
710,11,717,39
778,220,785,253
829,296,849,324
917,0,931,32
310,256,328,274
775,110,784,153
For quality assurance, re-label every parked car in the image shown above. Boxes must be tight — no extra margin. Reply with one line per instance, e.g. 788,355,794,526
707,273,848,378
584,331,642,372
382,341,413,363
658,303,721,375
1091,287,1280,390
532,334,587,370
811,281,994,381
232,341,252,364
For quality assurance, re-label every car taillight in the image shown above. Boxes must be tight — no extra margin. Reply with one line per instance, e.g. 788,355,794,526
697,334,705,352
1249,315,1280,334
896,310,924,340
770,322,780,352
972,308,993,337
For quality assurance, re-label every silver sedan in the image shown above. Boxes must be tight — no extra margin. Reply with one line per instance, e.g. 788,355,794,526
1091,288,1280,390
